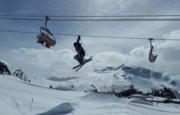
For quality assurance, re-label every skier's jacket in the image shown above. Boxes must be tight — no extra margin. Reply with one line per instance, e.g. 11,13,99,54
74,36,85,56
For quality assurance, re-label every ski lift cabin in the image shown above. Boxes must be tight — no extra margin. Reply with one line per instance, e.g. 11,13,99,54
37,27,56,48
148,38,158,63
37,16,56,48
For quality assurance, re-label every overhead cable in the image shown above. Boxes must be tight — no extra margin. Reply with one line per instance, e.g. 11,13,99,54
1,14,180,18
0,29,179,41
1,17,180,21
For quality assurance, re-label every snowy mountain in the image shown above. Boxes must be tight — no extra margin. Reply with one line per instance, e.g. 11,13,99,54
94,64,180,92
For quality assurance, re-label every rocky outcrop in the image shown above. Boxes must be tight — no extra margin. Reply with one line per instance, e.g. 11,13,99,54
0,61,11,75
13,69,28,81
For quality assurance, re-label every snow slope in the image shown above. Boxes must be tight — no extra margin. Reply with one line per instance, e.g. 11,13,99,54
1,72,180,115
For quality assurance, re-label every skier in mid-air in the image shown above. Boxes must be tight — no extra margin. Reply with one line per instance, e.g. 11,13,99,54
73,35,86,64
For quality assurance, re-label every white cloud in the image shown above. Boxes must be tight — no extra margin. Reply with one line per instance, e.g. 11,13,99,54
11,48,77,77
158,29,180,61
129,46,147,57
91,29,180,75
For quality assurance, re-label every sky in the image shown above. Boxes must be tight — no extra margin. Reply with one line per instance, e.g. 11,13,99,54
0,0,180,77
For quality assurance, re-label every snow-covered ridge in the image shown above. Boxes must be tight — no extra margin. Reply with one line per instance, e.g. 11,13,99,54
94,64,168,81
121,65,169,81
93,64,180,92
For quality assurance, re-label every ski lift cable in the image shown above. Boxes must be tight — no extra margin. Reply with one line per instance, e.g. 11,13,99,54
1,17,180,22
51,18,180,22
1,14,180,18
0,29,180,41
0,29,38,34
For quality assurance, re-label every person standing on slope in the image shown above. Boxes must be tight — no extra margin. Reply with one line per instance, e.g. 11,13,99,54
73,35,86,64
